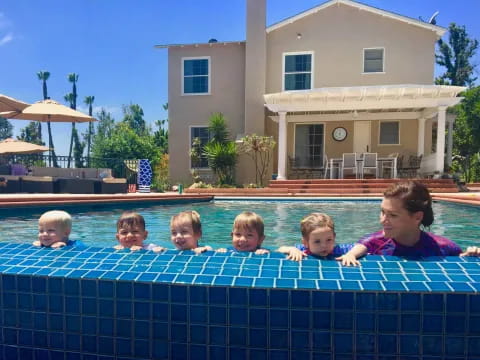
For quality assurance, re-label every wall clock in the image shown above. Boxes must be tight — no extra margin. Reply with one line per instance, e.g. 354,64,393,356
332,127,347,141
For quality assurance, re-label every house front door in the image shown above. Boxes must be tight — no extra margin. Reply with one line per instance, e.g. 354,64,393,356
354,121,371,153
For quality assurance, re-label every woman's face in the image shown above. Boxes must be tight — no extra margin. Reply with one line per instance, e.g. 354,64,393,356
380,197,423,243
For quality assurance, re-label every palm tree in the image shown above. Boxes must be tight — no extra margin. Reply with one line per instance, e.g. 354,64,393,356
37,70,57,166
84,96,95,167
64,92,75,167
66,73,79,168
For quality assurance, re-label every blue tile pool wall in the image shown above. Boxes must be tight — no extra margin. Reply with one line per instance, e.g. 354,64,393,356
0,243,479,359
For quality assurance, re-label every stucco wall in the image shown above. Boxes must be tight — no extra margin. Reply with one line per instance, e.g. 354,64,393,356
168,44,246,183
266,3,437,92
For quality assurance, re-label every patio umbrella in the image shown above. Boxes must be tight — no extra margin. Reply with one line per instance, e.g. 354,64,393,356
0,99,95,123
0,99,96,165
0,138,49,155
0,94,29,113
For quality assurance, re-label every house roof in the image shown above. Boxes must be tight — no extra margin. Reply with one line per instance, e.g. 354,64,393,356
155,41,245,49
267,0,446,37
264,84,466,113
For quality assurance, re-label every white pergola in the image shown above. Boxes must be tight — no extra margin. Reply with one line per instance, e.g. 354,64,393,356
264,84,466,180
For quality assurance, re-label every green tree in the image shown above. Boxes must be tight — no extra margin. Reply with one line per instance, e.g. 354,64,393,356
452,86,480,182
17,122,44,145
203,112,237,185
436,23,479,86
37,70,57,166
238,134,276,186
0,117,13,140
153,103,168,154
84,95,95,166
122,104,147,136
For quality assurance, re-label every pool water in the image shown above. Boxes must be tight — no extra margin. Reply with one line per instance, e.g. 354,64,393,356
1,200,479,250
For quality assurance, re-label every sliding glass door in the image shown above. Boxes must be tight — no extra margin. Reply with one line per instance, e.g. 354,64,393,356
294,124,324,168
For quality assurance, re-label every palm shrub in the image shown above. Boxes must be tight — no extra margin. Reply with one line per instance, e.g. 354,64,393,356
203,112,237,185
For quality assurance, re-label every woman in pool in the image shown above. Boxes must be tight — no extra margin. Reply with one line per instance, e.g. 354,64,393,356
337,181,480,266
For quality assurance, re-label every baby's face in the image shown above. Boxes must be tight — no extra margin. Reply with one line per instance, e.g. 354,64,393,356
231,226,264,252
38,220,70,247
303,226,335,257
116,225,148,248
170,220,200,250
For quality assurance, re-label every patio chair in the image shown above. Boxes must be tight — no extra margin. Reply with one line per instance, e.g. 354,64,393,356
380,153,398,178
323,154,330,179
360,153,378,179
341,153,358,179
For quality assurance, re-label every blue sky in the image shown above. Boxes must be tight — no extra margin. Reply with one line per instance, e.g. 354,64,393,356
1,0,479,155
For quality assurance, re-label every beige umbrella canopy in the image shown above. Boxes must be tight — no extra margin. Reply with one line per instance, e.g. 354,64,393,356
0,94,29,113
0,99,95,123
0,138,49,155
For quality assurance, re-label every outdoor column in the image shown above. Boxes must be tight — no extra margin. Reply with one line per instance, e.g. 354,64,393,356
446,115,454,168
417,117,426,156
435,106,447,173
277,111,287,180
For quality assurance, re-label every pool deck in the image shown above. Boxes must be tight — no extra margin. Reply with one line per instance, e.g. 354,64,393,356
0,191,479,207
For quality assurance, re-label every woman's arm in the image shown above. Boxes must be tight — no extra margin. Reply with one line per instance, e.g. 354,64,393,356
335,244,368,266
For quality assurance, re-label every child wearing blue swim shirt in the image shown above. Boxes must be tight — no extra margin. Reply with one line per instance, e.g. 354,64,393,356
217,211,269,255
278,212,353,261
34,210,84,249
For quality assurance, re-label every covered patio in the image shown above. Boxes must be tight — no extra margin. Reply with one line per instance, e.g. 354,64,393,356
264,84,465,180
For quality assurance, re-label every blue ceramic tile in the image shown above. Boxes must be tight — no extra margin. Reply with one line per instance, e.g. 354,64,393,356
317,280,339,290
405,282,430,292
401,293,421,311
361,281,384,291
447,294,466,312
428,282,453,292
334,292,354,310
254,277,274,288
423,314,443,333
276,278,296,289
234,277,254,287
213,276,234,286
269,289,289,308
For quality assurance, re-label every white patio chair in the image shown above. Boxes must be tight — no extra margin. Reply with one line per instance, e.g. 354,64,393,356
323,154,330,179
341,153,358,179
361,152,378,179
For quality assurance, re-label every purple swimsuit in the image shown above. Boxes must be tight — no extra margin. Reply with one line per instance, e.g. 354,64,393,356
358,230,462,257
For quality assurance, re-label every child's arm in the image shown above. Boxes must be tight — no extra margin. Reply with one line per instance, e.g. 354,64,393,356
192,246,213,254
277,246,306,262
335,244,368,266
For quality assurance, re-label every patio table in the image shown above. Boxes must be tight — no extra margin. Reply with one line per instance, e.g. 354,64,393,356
329,156,397,179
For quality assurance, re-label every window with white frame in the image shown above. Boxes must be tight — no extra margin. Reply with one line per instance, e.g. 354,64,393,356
190,127,210,168
363,48,384,73
379,121,399,145
284,53,312,91
294,124,324,168
183,57,210,94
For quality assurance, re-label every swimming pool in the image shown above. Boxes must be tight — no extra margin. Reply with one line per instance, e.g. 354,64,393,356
1,199,479,249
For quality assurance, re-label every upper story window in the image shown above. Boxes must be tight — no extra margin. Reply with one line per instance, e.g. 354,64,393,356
283,52,313,91
379,121,399,145
363,48,384,73
182,57,210,95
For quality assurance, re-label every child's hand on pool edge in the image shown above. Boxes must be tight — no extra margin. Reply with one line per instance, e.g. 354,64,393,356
216,248,227,253
193,246,212,254
254,248,269,255
152,246,166,253
336,253,361,267
460,246,480,257
51,241,67,249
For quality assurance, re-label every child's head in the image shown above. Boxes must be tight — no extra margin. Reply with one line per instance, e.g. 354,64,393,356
170,210,202,250
231,211,265,252
300,212,336,257
38,210,72,247
116,211,148,248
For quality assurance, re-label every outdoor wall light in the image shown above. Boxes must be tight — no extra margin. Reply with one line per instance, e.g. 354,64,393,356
297,33,302,39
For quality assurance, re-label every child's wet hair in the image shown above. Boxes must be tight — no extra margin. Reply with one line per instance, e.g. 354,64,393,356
232,211,264,237
384,181,434,227
39,210,72,231
300,212,335,238
117,211,146,231
170,210,202,236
